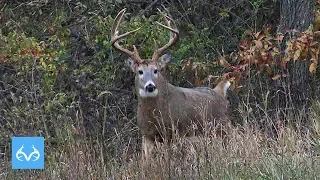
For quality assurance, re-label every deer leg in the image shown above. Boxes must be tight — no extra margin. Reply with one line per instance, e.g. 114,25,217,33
141,136,155,180
142,135,155,164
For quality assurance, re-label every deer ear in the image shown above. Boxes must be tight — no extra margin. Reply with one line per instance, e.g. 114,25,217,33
126,58,137,71
158,54,171,69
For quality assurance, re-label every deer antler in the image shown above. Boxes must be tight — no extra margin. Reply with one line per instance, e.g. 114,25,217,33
152,8,179,62
111,8,142,63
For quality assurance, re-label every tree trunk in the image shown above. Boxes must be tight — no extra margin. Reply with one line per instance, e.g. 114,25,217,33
274,0,314,124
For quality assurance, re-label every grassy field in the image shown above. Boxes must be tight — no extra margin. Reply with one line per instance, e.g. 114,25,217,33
1,101,320,180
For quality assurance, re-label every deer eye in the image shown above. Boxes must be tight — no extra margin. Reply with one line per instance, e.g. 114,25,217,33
138,70,143,75
154,69,158,74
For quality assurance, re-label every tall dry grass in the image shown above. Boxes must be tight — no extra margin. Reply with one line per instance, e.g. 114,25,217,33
1,100,320,179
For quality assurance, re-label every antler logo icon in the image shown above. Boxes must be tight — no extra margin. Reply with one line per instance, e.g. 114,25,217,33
15,144,40,161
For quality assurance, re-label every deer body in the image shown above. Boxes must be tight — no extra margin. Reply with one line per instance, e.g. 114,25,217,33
111,8,231,162
137,73,229,140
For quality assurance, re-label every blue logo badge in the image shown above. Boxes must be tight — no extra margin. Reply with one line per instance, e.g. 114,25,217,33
12,137,44,169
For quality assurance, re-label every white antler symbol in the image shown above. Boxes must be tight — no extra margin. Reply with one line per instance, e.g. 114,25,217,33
15,144,41,161
16,145,26,161
30,145,40,161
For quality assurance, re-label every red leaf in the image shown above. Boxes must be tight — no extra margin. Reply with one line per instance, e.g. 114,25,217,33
240,39,249,50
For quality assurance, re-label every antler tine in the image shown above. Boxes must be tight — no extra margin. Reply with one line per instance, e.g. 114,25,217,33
152,8,179,61
111,8,142,62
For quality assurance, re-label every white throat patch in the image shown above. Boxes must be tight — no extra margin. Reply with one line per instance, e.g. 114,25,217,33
139,88,159,97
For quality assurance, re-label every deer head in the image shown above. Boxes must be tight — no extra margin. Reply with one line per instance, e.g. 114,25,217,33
111,8,179,98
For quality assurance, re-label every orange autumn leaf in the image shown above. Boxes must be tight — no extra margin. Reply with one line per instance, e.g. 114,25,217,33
300,49,308,60
219,58,231,69
272,74,281,80
310,41,318,47
314,31,320,37
254,40,263,49
276,34,284,42
309,63,317,75
233,85,243,92
265,65,272,75
293,50,301,61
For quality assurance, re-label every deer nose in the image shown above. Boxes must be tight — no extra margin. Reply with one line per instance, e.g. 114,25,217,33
145,84,156,92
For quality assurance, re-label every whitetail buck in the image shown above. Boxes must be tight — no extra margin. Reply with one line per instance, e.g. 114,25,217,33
111,8,231,161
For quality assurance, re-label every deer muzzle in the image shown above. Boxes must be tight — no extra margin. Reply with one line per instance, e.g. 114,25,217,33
145,84,156,92
139,80,158,98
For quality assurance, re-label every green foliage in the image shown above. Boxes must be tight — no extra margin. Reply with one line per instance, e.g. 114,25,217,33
249,0,263,9
0,31,66,94
0,0,279,143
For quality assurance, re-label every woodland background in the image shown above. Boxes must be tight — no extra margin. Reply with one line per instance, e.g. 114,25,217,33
1,0,320,179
